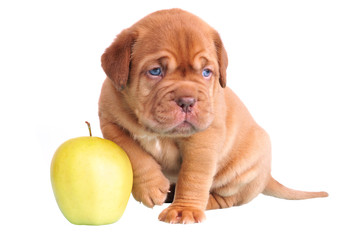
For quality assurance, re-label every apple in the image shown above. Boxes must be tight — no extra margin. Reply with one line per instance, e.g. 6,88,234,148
50,122,133,225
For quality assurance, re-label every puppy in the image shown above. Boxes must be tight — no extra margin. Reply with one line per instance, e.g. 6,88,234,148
98,8,328,224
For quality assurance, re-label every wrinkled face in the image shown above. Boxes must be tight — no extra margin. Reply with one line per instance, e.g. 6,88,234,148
129,28,220,136
101,9,227,137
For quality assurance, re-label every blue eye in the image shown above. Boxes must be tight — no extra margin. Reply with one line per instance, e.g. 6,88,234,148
148,67,162,76
202,69,212,78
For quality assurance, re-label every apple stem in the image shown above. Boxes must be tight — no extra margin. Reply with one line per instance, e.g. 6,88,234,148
85,121,92,137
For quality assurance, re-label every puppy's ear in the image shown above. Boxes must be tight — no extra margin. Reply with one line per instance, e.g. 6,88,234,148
213,31,228,88
101,29,137,90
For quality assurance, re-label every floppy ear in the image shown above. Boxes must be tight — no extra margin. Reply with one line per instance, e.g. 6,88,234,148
213,31,228,88
101,29,137,91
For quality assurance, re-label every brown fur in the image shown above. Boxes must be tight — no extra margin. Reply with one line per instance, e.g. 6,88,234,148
98,9,328,224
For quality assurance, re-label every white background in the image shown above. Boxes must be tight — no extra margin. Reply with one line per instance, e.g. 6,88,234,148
1,0,359,239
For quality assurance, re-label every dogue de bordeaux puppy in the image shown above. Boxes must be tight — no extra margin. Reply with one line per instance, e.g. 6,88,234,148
98,8,328,224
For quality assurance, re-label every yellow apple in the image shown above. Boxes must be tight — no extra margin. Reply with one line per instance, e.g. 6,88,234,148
50,122,133,225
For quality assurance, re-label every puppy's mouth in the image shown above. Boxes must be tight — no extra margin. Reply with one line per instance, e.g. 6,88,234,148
140,93,214,136
151,110,199,136
142,109,208,137
168,119,196,135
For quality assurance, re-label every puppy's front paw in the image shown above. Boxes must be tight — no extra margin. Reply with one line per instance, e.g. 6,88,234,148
132,173,170,208
158,205,206,224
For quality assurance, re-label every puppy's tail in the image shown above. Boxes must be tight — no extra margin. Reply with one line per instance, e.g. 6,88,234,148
263,176,328,200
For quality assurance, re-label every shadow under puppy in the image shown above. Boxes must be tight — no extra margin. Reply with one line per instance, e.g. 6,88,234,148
98,8,328,224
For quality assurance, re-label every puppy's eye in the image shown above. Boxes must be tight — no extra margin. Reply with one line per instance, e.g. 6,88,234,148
202,68,212,79
148,67,162,76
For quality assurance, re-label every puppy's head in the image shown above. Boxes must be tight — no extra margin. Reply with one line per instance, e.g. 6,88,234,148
102,9,228,136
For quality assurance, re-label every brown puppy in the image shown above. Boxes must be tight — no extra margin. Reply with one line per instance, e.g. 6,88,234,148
99,9,328,224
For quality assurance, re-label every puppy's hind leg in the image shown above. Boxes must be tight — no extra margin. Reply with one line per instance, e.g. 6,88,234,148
206,193,237,210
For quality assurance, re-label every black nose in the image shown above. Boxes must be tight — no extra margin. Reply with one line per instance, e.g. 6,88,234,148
176,97,196,113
